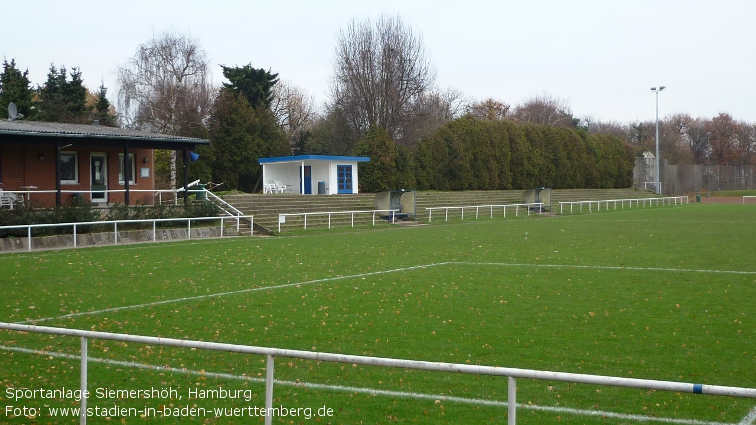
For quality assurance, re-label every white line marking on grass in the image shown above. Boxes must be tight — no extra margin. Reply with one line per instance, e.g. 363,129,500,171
0,345,733,425
18,261,755,325
458,261,756,275
17,262,453,324
739,406,756,425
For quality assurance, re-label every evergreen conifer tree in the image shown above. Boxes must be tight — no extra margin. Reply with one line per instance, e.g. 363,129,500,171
0,59,35,119
37,64,91,123
94,83,116,126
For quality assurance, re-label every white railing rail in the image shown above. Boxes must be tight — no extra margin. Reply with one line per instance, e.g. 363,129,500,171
0,215,254,252
203,190,244,218
278,209,399,232
744,195,756,204
559,196,689,214
0,188,212,206
1,323,754,425
426,203,543,222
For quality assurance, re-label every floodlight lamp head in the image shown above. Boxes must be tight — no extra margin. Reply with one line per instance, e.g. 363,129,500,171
659,86,666,91
650,87,656,91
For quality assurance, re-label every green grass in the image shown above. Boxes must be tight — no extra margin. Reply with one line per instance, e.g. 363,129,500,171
1,203,755,424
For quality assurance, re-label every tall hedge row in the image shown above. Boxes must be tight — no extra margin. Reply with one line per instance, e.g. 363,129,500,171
405,117,633,190
355,117,634,191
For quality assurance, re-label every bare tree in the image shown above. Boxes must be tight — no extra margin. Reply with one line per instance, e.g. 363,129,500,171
117,31,214,187
736,121,756,166
583,117,631,141
659,114,695,165
706,113,740,165
679,116,711,165
511,93,574,127
330,14,436,147
466,98,510,121
270,80,318,150
400,87,469,145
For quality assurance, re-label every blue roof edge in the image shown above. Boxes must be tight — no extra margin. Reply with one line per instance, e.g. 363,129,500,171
259,155,370,164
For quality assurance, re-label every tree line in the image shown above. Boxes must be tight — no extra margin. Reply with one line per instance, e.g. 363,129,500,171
1,60,115,126
584,113,755,168
3,15,749,193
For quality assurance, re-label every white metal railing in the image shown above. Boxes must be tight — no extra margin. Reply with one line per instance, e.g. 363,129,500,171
204,190,244,217
0,215,254,252
278,209,399,232
744,196,756,204
426,203,543,222
1,323,754,425
559,196,689,214
0,188,211,207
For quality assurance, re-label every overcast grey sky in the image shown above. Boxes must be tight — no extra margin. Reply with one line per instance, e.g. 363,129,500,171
4,0,755,124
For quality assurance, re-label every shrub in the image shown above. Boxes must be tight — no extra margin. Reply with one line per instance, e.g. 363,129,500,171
0,201,221,238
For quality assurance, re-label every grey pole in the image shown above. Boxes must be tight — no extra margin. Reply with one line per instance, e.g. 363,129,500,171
651,86,666,194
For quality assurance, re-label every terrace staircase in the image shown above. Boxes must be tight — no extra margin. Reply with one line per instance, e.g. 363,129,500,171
221,188,661,234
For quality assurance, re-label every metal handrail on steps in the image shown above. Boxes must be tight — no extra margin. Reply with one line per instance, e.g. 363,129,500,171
203,190,249,233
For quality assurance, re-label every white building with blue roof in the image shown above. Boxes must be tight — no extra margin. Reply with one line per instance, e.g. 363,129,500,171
258,155,370,195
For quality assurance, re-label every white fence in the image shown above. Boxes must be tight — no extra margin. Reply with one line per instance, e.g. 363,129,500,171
426,203,543,222
0,188,210,207
277,209,399,232
1,323,754,425
744,196,756,204
559,196,689,214
0,215,254,252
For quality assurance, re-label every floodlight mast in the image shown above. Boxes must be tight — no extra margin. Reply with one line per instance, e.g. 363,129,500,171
650,86,666,194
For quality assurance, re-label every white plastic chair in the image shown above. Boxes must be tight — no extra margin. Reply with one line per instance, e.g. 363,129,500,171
264,181,277,194
273,181,287,193
0,190,14,209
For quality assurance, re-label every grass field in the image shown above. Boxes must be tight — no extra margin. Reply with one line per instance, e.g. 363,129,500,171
1,203,755,424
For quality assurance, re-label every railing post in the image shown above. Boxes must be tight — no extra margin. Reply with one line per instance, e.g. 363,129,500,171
73,224,77,248
265,355,275,425
80,337,88,425
28,226,32,252
508,376,516,425
328,213,331,230
220,217,224,238
153,221,156,242
114,223,118,245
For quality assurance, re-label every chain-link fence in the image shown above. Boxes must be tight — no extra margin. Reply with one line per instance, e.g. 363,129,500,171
634,158,755,195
